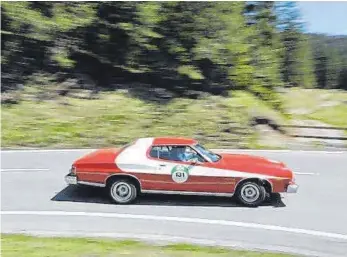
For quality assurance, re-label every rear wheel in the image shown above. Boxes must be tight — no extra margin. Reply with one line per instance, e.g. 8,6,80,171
236,181,266,207
108,179,137,204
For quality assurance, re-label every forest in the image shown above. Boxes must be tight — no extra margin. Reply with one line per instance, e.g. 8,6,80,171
2,2,346,105
1,1,347,150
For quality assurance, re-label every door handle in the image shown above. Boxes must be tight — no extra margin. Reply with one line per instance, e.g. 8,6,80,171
159,164,166,167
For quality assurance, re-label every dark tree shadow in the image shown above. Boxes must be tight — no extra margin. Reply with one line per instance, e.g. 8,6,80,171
69,53,233,105
51,185,286,208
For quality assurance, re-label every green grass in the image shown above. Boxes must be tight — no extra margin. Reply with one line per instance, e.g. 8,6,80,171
1,234,297,257
283,87,347,127
307,105,347,127
1,89,272,149
229,91,289,124
2,86,346,149
283,87,347,110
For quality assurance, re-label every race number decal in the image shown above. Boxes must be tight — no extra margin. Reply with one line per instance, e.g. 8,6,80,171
171,165,189,183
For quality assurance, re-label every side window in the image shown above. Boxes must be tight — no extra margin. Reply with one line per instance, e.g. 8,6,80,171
168,146,205,163
167,146,186,161
159,146,170,160
150,145,205,163
149,146,160,159
149,146,171,160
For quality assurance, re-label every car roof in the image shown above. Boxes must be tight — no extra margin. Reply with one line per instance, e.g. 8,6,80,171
152,137,198,146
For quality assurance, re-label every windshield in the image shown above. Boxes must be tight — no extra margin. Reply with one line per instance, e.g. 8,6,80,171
194,144,221,162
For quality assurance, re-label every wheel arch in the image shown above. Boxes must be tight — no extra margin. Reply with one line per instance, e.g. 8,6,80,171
234,177,273,194
105,174,142,192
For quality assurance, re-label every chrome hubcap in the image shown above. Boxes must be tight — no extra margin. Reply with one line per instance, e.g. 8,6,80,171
111,182,132,202
240,184,260,203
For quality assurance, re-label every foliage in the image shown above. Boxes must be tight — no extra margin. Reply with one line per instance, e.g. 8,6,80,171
3,1,344,99
275,2,317,88
1,1,346,142
2,234,295,257
283,87,347,127
310,34,347,89
1,90,258,149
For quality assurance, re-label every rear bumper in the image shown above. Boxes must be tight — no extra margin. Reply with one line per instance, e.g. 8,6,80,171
65,173,77,185
286,183,299,193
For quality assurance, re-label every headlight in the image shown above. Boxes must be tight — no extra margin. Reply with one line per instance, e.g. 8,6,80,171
70,165,76,174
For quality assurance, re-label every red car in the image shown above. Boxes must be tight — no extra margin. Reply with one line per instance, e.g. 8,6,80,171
65,137,298,207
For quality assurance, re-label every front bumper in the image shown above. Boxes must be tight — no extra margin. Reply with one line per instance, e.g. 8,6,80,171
65,173,78,185
286,183,299,193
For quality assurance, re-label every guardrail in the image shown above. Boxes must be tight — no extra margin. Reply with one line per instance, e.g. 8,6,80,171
214,121,347,143
276,125,347,141
290,135,347,140
279,125,347,131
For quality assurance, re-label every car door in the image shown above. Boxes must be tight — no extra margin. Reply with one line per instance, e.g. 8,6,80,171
144,145,190,191
146,145,230,193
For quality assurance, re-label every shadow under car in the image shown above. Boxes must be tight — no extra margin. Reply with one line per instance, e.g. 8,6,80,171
51,185,286,208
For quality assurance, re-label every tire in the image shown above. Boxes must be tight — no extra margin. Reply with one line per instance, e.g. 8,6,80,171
108,179,137,204
236,181,266,207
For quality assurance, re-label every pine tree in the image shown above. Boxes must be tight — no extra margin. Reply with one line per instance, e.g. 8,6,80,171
293,34,317,88
310,34,347,89
326,47,342,89
245,1,283,88
312,40,328,88
275,1,316,88
191,2,255,88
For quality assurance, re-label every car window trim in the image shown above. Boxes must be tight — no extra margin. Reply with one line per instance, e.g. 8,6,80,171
147,144,209,164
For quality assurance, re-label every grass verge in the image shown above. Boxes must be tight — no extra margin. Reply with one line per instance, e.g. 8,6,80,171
2,86,346,149
283,87,347,127
1,89,284,149
1,234,297,257
308,104,347,127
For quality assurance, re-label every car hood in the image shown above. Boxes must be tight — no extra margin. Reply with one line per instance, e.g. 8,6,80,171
216,153,293,179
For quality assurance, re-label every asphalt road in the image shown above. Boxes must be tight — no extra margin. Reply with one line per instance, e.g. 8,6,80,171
1,149,347,257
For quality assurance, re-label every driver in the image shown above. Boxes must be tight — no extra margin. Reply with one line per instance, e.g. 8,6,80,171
172,146,196,162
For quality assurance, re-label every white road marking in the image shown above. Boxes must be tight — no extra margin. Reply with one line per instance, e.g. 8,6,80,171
1,168,50,172
294,172,319,176
1,230,336,257
2,210,347,241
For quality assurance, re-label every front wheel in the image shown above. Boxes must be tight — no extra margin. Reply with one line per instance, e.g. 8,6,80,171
108,179,137,204
236,181,266,207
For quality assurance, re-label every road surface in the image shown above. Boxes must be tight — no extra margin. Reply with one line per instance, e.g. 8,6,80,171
1,149,347,257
